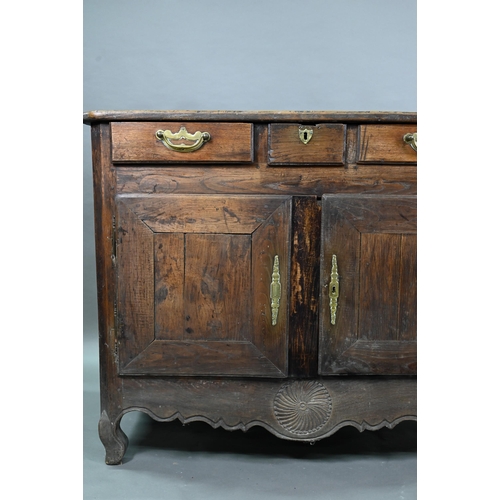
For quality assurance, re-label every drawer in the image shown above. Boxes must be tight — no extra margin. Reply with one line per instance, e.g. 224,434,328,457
268,123,345,165
357,125,417,164
111,122,253,163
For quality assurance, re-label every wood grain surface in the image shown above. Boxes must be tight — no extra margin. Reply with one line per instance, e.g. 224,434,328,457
88,111,418,464
319,194,417,375
111,122,253,163
268,123,345,165
358,124,418,163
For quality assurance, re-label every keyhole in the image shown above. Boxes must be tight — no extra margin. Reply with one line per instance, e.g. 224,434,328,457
303,132,308,141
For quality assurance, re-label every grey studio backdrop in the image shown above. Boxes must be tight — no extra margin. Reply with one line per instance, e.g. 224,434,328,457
83,1,417,499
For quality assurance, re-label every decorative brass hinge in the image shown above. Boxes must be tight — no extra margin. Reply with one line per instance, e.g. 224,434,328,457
270,255,282,326
329,255,339,325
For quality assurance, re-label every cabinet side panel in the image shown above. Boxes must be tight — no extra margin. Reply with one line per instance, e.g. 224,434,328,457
90,123,123,416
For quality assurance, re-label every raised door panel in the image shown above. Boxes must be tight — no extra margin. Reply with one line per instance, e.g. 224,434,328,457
116,194,291,377
319,195,416,375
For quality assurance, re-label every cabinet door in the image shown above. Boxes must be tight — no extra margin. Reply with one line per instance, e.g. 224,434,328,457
319,195,416,375
115,195,291,377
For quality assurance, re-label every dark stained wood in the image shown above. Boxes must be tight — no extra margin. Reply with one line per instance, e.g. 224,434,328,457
359,233,402,341
318,195,361,372
251,198,292,374
119,377,416,441
319,194,417,375
325,194,417,234
115,193,291,377
154,233,185,340
268,123,345,165
337,341,417,374
86,111,417,464
358,124,418,164
288,197,321,378
91,123,128,464
116,199,155,368
184,234,251,341
399,234,417,341
115,164,417,196
84,109,417,125
115,194,286,233
111,122,253,163
98,410,128,465
121,341,285,377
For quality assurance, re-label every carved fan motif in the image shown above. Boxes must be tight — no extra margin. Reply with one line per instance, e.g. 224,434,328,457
273,381,332,435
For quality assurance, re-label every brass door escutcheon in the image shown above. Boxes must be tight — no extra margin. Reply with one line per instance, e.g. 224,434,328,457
299,127,313,144
156,126,211,152
270,255,282,326
403,132,417,152
329,255,339,325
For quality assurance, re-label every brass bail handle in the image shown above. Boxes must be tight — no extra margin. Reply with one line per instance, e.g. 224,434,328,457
403,132,417,152
156,126,211,152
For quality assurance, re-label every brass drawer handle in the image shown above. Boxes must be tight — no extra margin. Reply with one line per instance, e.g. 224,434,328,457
403,132,417,152
329,255,339,325
156,126,211,153
270,255,282,326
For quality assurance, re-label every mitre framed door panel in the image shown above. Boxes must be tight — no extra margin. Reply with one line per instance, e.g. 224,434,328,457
115,194,292,377
319,195,417,375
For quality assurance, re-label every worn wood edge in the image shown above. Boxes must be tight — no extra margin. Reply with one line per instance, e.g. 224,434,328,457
113,406,416,442
98,410,129,465
84,110,417,125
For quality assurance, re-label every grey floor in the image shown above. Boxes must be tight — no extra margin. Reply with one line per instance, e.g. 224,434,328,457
83,338,417,499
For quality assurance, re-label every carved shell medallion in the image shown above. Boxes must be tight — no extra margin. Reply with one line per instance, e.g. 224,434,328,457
273,381,332,435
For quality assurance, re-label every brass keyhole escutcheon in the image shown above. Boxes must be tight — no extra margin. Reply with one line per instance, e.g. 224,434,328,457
329,255,339,325
299,127,313,144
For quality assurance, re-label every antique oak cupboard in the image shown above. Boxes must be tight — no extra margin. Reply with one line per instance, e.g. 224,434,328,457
84,110,417,465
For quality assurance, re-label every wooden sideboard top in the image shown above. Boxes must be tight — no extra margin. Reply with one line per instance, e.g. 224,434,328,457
83,110,417,125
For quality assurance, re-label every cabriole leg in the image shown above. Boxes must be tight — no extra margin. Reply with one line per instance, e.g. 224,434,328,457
98,410,128,465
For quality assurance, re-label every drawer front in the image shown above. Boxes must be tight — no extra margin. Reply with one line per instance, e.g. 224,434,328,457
111,122,253,163
268,123,346,165
357,124,417,164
